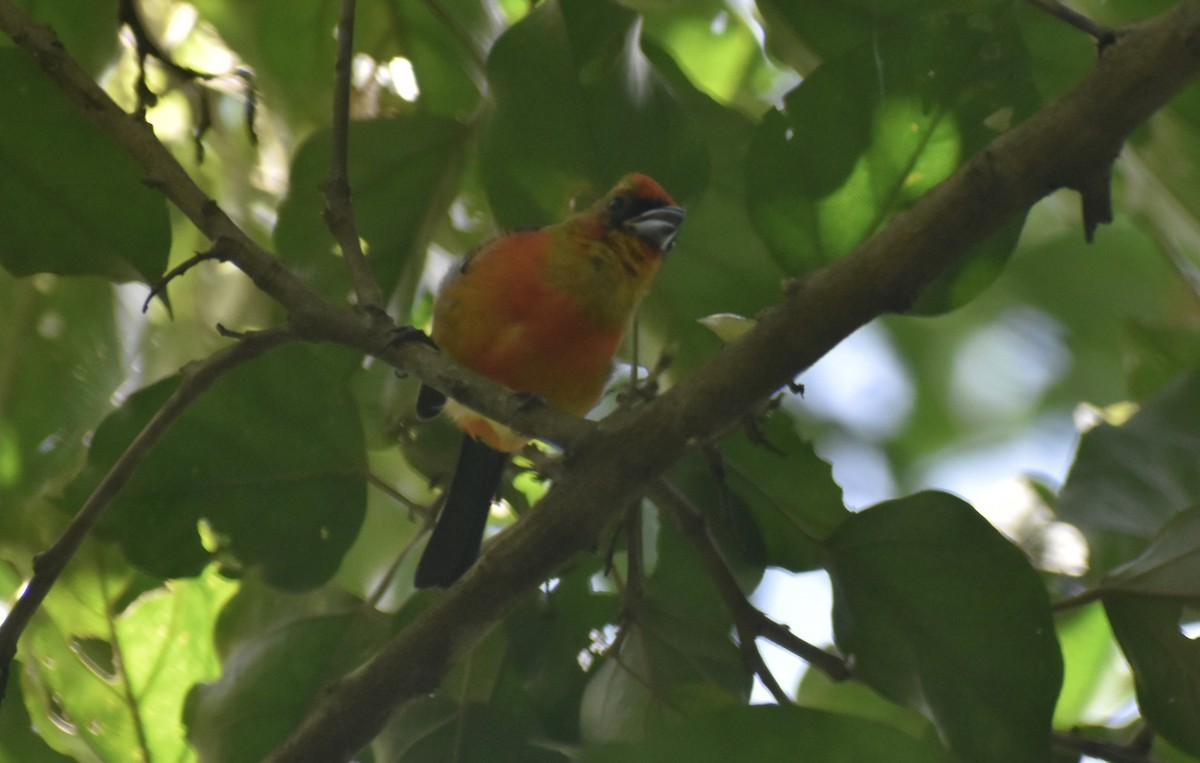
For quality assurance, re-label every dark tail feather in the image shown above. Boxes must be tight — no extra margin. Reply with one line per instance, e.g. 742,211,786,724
414,437,508,588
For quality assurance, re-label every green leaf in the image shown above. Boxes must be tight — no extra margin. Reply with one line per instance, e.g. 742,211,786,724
1104,597,1200,756
373,694,566,763
796,667,939,742
637,41,787,376
1,656,74,763
582,704,957,763
186,609,391,763
828,491,1062,763
363,0,503,119
582,530,750,744
722,413,848,569
1123,322,1200,402
275,116,468,302
14,0,120,74
746,8,1038,312
68,344,367,590
504,563,618,741
1052,602,1126,729
0,50,170,283
189,0,338,127
0,277,124,555
20,548,232,763
479,0,707,228
756,0,1008,64
1057,368,1200,578
1100,505,1200,599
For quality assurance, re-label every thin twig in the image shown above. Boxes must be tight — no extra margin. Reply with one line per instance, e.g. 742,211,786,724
141,239,234,312
323,0,384,310
1025,0,1118,46
0,326,297,702
649,479,851,687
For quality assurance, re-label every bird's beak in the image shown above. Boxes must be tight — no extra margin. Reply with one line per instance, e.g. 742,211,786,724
626,205,685,253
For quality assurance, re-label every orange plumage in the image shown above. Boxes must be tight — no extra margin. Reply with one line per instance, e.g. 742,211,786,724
414,173,684,588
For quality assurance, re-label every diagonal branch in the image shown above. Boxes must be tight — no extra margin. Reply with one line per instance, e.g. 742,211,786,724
0,1,320,316
262,4,1200,760
0,326,297,701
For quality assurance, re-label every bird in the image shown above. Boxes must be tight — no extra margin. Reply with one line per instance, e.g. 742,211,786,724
412,173,684,588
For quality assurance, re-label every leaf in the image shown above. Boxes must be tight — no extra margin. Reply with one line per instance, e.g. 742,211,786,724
746,7,1039,313
504,563,618,741
582,704,957,763
827,491,1062,763
582,524,751,745
373,694,565,763
479,0,707,229
796,667,939,742
20,547,233,763
636,41,786,375
1099,505,1200,599
0,278,124,551
185,609,391,763
1057,368,1200,578
1052,602,1125,729
756,0,948,65
0,659,74,763
0,50,170,283
1123,322,1200,402
1104,597,1200,756
67,344,367,590
721,413,848,569
13,0,120,74
363,0,504,120
189,0,338,126
275,115,468,303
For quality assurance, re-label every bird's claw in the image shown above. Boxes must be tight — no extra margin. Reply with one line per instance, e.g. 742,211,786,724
389,325,438,350
513,392,547,411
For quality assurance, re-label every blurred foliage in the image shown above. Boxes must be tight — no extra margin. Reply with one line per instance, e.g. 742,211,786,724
2,0,1200,761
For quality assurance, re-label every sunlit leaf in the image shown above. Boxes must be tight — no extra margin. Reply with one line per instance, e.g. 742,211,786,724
21,549,232,763
746,8,1038,312
1052,602,1126,728
828,491,1062,763
0,51,170,283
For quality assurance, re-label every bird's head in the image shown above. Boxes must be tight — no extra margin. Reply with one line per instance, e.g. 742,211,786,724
593,173,685,254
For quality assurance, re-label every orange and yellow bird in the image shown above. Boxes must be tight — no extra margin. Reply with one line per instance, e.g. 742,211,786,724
414,173,684,588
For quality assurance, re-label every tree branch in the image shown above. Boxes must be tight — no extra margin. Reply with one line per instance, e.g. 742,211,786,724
1026,0,1118,46
263,5,1200,761
0,326,297,701
324,0,384,310
0,1,319,316
649,479,850,690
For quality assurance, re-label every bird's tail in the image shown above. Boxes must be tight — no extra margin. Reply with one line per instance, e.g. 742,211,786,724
414,436,508,588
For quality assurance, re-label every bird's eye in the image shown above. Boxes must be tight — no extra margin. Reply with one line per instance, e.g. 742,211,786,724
607,195,629,216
